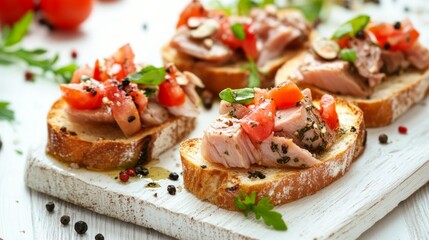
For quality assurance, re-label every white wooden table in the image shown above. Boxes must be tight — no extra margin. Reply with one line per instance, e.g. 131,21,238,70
1,0,428,239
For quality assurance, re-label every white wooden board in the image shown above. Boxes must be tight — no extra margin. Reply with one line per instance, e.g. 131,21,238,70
25,97,429,240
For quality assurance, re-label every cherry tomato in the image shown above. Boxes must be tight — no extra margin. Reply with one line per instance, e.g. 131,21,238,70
319,94,339,130
40,0,93,30
240,100,276,143
158,79,186,107
266,81,304,109
176,0,207,29
216,20,242,49
0,0,34,26
366,19,419,51
104,81,141,136
60,82,104,110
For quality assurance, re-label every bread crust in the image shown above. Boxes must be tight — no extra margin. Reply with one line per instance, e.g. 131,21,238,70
180,100,365,210
275,50,429,127
46,99,196,170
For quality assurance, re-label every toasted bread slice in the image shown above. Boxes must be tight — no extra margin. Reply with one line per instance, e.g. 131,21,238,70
275,50,429,127
179,100,365,210
162,9,313,94
46,99,196,170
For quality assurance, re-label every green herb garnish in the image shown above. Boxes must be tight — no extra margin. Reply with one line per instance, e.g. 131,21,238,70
0,101,15,122
242,59,260,87
0,12,77,83
340,49,357,62
235,191,287,231
231,23,246,40
15,149,23,155
128,65,166,85
211,0,274,16
331,15,370,40
219,88,255,104
292,0,323,23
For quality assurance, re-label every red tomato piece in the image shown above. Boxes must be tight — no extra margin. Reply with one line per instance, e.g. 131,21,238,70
158,79,186,107
216,19,242,49
93,59,101,81
60,83,104,110
127,84,148,116
266,81,304,109
216,21,259,58
112,44,136,75
337,36,351,49
240,100,276,143
0,0,34,25
109,63,127,82
104,81,141,136
366,19,419,51
176,0,208,28
40,0,93,30
241,24,258,59
319,94,339,130
70,64,93,84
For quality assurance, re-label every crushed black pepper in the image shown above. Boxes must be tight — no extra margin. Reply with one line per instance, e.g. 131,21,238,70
226,184,239,192
200,165,207,169
69,131,77,136
277,156,290,164
248,171,266,179
60,126,67,132
128,116,136,123
394,21,401,30
350,126,356,132
379,134,388,144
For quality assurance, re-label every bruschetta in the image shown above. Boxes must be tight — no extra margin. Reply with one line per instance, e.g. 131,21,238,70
162,0,313,94
46,44,202,170
179,81,365,210
276,16,429,127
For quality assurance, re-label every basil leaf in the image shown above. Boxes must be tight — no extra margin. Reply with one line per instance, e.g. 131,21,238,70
237,0,256,16
0,101,15,122
340,49,357,62
293,0,323,22
128,65,166,85
231,23,246,40
242,59,260,87
54,63,78,83
4,11,33,47
219,88,255,104
331,15,370,40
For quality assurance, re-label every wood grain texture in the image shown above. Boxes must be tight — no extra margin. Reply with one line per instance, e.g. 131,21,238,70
25,97,429,240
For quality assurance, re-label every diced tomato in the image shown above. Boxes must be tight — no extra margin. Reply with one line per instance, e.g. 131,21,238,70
216,19,242,49
266,81,304,109
319,94,339,130
104,81,141,136
158,79,186,107
176,0,208,28
241,24,258,59
127,85,148,116
109,63,126,81
337,36,350,49
93,59,101,81
240,99,276,143
70,64,93,83
60,82,104,110
216,21,259,59
366,19,419,51
112,43,136,75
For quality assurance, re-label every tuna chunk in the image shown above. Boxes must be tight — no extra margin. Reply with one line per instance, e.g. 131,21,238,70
297,54,371,97
349,39,385,87
219,100,249,119
381,50,407,74
66,105,114,123
405,42,429,70
140,102,169,127
170,27,232,62
202,116,320,169
274,89,335,153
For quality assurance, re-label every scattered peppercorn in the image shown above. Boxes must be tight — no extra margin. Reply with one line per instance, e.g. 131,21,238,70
350,126,356,132
394,21,401,30
201,90,213,110
126,168,136,177
60,215,70,225
122,78,130,87
135,166,149,176
95,233,104,240
71,50,78,59
200,165,207,169
153,193,158,197
45,202,55,212
69,131,77,136
167,185,176,195
168,172,179,181
74,221,88,234
119,172,130,182
378,134,388,144
398,126,407,134
355,30,365,39
25,71,34,81
60,126,67,132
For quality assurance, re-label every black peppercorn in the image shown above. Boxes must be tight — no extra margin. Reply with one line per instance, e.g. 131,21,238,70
379,134,388,144
384,43,391,50
394,21,401,30
200,165,207,169
74,221,88,234
355,30,365,39
95,233,105,240
168,172,179,181
45,202,55,212
167,185,176,195
60,215,70,225
135,166,149,176
201,90,213,110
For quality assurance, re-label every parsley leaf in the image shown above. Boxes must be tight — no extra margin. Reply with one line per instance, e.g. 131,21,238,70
331,15,370,40
128,65,166,85
219,88,255,105
235,191,287,231
0,101,15,122
242,59,260,88
340,49,357,62
231,23,246,40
